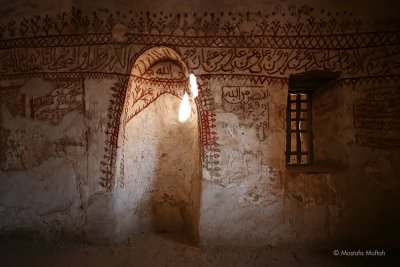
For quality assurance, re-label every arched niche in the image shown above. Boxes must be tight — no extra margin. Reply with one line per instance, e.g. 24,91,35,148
115,47,201,243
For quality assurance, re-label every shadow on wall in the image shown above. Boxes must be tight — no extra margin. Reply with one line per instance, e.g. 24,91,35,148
127,91,201,242
151,97,200,237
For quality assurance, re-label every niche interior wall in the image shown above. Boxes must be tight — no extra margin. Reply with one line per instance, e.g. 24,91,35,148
114,46,202,242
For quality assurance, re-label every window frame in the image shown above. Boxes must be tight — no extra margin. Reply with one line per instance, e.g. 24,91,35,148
285,89,313,166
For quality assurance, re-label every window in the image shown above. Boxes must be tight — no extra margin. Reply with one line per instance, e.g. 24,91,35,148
285,71,340,167
286,90,312,165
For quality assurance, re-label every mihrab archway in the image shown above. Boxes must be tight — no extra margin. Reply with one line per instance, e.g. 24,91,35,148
114,46,201,243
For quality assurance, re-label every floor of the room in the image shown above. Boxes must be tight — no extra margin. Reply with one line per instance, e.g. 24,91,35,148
0,233,397,267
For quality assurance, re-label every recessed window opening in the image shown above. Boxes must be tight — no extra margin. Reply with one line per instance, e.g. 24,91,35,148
286,70,341,166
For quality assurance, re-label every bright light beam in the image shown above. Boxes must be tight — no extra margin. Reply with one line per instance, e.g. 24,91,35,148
189,73,198,98
178,92,191,122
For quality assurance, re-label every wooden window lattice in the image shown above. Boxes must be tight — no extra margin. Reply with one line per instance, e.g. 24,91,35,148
286,91,312,165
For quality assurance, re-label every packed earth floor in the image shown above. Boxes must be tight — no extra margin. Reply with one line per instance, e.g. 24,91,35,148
1,233,398,267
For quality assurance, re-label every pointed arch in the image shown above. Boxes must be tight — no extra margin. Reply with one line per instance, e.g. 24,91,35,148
113,46,202,242
130,46,190,78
